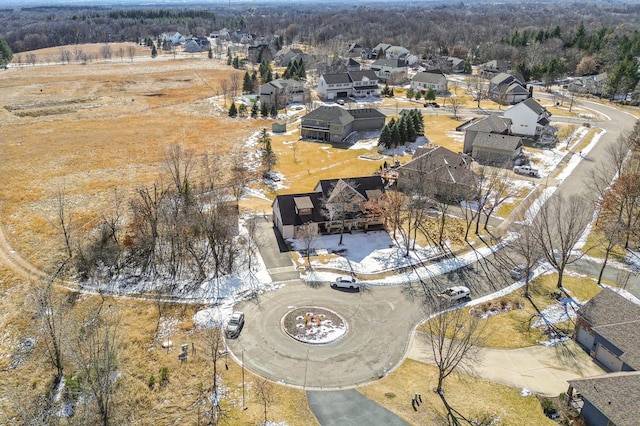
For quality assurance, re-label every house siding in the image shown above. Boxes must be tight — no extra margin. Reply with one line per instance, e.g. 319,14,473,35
580,400,611,426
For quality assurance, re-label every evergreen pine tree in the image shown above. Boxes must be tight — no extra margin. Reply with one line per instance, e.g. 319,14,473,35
243,71,252,93
261,102,269,117
208,48,213,59
266,69,273,83
378,125,392,149
398,116,408,145
227,48,232,65
232,56,240,69
405,113,417,142
0,37,12,68
270,104,277,117
229,102,238,117
390,120,401,148
251,102,258,118
411,109,425,136
298,59,306,79
151,45,157,58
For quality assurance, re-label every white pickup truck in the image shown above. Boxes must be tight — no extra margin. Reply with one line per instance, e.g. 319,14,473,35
513,165,539,177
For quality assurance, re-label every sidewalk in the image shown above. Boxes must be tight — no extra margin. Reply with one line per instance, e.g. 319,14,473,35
408,331,605,397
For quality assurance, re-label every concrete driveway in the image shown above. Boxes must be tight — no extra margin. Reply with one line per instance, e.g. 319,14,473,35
408,331,605,397
225,282,424,389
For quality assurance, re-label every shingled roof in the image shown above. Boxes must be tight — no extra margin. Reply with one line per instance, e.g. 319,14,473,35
472,133,523,151
569,371,640,426
462,115,512,133
577,288,640,370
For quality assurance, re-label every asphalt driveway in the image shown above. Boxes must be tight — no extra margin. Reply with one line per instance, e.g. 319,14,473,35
307,389,410,426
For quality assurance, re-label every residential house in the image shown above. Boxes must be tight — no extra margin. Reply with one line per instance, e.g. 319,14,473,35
317,70,379,100
346,58,362,72
162,32,185,45
503,98,552,138
300,106,386,143
209,28,231,40
370,58,408,82
410,71,448,95
259,78,310,109
275,48,309,67
470,133,523,166
272,176,386,239
346,42,364,57
568,73,608,97
478,59,510,76
360,48,376,60
396,145,476,202
183,37,210,53
247,43,272,64
574,288,640,372
488,72,528,104
567,372,640,426
444,57,466,73
373,43,410,61
458,114,512,153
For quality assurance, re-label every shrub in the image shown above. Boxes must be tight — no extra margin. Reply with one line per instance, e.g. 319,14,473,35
541,398,556,416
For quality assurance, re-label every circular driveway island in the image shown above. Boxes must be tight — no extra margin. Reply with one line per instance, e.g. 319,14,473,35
225,282,425,389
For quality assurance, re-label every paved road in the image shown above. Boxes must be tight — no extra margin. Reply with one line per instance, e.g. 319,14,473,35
226,283,424,389
307,389,410,426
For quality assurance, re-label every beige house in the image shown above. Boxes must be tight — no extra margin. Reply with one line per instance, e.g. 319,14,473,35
396,145,476,202
410,71,448,95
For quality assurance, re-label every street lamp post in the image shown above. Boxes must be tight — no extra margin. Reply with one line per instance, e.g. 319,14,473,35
241,349,246,410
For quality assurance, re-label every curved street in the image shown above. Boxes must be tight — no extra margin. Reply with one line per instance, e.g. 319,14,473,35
228,96,639,394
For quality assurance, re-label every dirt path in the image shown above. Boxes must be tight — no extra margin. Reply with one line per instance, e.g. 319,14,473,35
0,221,48,281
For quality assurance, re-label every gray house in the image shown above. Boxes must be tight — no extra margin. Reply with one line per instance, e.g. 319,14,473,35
459,114,512,154
488,72,528,104
574,288,640,372
300,106,386,143
567,371,640,426
471,133,523,166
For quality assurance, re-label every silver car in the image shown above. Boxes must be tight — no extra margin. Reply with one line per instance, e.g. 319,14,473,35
331,276,358,290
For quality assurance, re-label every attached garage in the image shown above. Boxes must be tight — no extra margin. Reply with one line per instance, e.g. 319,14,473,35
576,326,595,353
595,344,624,372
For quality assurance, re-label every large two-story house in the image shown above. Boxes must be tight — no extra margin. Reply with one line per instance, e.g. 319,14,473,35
317,70,380,100
502,97,552,138
272,176,386,239
488,72,529,105
370,58,408,82
300,106,386,143
259,78,310,109
410,71,448,95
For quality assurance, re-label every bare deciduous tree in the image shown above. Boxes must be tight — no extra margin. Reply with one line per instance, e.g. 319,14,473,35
423,301,487,425
254,378,276,425
531,194,592,288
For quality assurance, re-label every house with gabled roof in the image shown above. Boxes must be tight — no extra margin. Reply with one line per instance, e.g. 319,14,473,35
458,114,512,154
410,71,448,95
471,133,523,166
396,145,476,202
259,78,309,109
370,58,408,82
574,288,640,372
316,70,379,100
567,371,640,426
272,176,386,239
489,72,529,104
275,48,309,67
503,97,552,138
479,59,510,76
300,106,386,143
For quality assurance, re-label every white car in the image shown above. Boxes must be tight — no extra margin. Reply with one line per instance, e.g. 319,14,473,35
331,276,359,290
513,165,539,177
438,286,470,302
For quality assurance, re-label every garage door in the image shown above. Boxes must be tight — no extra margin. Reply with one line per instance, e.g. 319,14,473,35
595,344,623,372
576,326,595,352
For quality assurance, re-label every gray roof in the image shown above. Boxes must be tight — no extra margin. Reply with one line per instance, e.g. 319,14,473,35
398,145,474,186
302,106,354,126
322,73,352,85
568,371,640,426
302,106,385,124
412,71,446,84
505,82,529,95
577,288,640,370
348,70,378,82
463,115,511,133
472,133,522,151
519,97,547,115
316,176,385,200
371,58,407,68
490,72,522,86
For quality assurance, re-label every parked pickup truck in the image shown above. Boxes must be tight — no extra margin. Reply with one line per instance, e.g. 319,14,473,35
513,165,539,177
